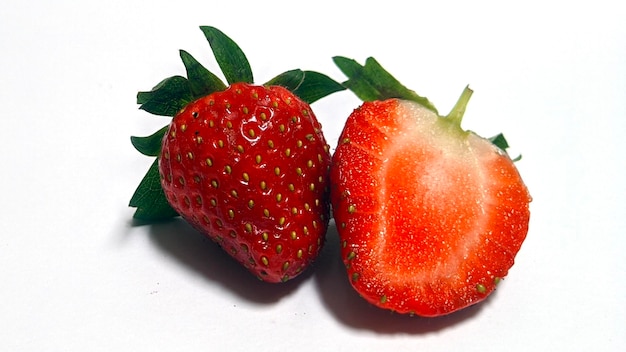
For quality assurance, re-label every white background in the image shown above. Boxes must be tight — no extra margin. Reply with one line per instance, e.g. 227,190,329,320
1,0,624,351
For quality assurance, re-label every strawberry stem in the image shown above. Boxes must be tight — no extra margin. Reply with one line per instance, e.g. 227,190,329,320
444,85,473,128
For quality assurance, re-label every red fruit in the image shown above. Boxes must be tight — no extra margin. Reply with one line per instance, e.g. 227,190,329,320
130,27,344,283
331,81,531,316
158,83,331,282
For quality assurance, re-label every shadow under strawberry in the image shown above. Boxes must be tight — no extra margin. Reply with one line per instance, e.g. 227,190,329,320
143,218,311,304
312,221,494,334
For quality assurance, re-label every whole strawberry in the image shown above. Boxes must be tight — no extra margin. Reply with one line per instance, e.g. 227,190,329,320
129,27,344,282
330,57,531,316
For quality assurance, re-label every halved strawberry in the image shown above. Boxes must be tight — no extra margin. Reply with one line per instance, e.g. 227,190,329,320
129,27,344,282
330,57,531,316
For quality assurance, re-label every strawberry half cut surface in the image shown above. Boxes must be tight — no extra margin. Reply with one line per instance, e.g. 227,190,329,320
330,57,532,316
129,26,344,283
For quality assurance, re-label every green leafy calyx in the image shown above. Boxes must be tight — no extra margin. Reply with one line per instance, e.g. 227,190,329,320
129,159,179,221
333,56,519,157
130,26,345,221
333,56,438,114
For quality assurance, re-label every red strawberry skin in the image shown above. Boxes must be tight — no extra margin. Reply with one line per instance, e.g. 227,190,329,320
330,99,531,316
159,83,331,283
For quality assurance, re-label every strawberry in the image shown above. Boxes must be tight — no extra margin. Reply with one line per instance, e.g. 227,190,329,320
330,57,532,316
129,27,344,282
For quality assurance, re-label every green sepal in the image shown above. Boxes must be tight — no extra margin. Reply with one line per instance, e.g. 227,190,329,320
137,76,193,116
333,56,438,114
489,133,522,161
293,71,346,104
200,26,253,85
129,159,179,220
489,133,509,150
130,125,169,157
265,69,306,91
265,69,346,104
179,49,227,99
